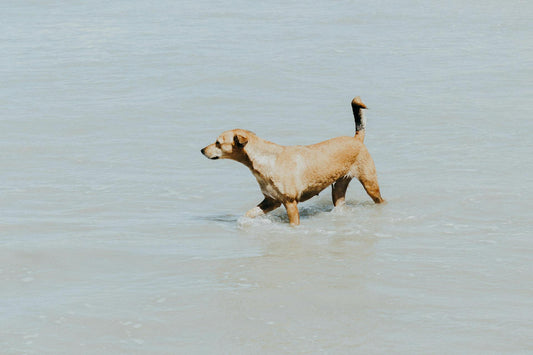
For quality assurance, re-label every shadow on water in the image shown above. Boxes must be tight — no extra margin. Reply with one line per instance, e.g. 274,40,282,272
298,201,334,217
299,199,378,217
196,198,381,230
196,201,333,224
198,214,240,224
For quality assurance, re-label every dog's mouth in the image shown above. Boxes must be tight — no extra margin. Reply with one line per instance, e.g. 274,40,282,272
201,147,220,160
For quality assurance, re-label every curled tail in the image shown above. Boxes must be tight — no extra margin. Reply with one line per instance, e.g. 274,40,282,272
351,96,367,142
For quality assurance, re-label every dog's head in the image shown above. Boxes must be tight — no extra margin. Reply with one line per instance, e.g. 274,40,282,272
201,129,251,161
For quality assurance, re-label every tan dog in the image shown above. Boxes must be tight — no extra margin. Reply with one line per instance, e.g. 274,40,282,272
201,97,384,225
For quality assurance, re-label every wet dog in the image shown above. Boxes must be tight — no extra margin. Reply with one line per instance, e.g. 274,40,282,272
201,97,384,225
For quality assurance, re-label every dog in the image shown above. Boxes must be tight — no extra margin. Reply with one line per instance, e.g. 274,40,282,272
201,96,384,225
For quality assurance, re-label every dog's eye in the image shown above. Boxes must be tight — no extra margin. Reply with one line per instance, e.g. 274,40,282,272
215,140,221,148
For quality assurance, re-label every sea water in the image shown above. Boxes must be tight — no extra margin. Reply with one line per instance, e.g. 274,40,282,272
1,0,532,353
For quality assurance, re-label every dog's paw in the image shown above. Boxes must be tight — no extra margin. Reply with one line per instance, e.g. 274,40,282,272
245,206,265,218
237,215,272,228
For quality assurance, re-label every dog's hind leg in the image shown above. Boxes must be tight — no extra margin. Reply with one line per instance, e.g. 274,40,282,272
283,201,300,226
332,177,352,207
245,196,281,218
358,172,384,204
355,148,385,204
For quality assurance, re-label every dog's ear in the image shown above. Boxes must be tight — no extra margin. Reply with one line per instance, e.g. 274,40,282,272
234,134,248,148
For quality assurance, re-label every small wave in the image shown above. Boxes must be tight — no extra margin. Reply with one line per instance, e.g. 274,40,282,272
199,214,239,224
237,215,274,228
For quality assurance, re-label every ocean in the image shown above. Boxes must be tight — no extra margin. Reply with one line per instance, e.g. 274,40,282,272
1,0,532,353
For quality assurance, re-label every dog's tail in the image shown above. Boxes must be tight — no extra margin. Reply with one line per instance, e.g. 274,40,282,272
351,96,368,142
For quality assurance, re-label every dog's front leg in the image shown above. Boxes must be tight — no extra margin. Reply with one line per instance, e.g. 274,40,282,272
245,197,281,218
283,201,300,226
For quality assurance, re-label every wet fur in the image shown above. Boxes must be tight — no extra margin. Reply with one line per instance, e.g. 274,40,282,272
201,97,384,225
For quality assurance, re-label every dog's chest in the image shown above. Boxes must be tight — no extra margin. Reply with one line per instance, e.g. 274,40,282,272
253,172,283,200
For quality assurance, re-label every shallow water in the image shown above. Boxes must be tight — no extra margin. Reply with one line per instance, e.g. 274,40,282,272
1,0,532,353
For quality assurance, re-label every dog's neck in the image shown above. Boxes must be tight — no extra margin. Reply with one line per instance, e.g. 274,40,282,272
242,136,282,176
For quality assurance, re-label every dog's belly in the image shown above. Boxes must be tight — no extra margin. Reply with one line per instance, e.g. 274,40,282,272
254,172,314,202
255,171,344,203
299,173,345,202
299,187,324,202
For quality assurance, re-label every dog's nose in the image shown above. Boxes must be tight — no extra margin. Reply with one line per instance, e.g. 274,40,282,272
201,148,205,155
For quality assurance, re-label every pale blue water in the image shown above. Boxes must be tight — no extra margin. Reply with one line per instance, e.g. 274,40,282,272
1,0,532,353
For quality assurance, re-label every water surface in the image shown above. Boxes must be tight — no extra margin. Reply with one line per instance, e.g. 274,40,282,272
1,0,532,353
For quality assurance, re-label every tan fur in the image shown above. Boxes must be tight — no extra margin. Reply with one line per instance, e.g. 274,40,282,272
201,97,384,225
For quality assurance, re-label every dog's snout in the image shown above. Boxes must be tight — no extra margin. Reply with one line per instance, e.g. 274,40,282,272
201,146,219,160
